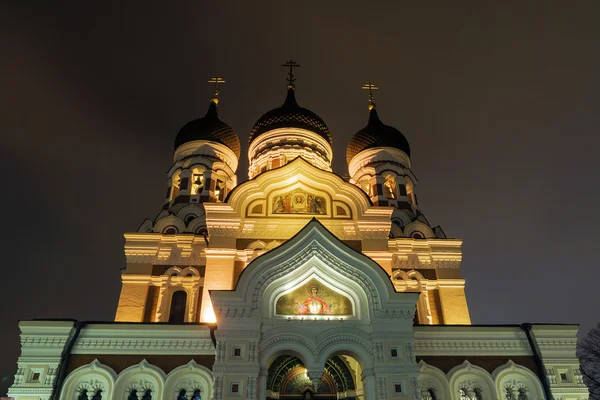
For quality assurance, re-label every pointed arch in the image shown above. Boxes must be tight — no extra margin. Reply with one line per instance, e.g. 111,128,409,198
60,359,117,400
418,361,451,400
164,360,213,400
114,360,166,400
448,361,497,400
492,360,544,400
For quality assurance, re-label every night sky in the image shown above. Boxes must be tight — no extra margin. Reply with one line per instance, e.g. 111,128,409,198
1,1,599,395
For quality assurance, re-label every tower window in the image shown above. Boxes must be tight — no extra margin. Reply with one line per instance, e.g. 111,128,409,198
215,179,226,202
393,383,403,393
169,290,187,323
383,177,396,199
390,347,399,358
192,171,204,194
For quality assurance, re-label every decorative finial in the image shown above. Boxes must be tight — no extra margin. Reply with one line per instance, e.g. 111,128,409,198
282,60,301,89
208,76,225,104
362,81,379,110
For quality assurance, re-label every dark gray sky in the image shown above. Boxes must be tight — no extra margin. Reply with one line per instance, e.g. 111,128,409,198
1,1,599,395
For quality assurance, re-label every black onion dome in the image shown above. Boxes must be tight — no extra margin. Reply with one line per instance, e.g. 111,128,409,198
249,88,332,146
175,101,241,158
346,108,411,165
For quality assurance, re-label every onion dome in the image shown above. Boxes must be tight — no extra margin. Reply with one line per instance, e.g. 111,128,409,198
248,88,332,146
174,100,241,158
346,107,411,165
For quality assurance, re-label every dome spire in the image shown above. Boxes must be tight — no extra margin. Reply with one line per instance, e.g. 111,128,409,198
208,76,225,105
361,81,379,111
282,59,300,90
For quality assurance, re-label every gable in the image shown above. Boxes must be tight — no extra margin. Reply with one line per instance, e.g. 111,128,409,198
204,158,393,240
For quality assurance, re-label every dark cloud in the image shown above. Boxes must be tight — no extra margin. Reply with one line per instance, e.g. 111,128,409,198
1,1,599,395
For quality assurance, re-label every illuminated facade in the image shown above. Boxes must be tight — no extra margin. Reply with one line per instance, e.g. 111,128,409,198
8,71,587,400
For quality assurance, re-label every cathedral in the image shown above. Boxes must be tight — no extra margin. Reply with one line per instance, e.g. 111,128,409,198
7,64,587,400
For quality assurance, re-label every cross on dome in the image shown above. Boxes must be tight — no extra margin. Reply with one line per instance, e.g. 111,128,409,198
282,60,301,89
361,81,379,110
208,76,225,104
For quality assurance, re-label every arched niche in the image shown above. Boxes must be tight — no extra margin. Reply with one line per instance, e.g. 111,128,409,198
492,360,545,400
60,359,117,400
448,361,497,400
164,360,213,400
273,274,356,319
418,361,451,400
268,182,332,217
114,360,166,400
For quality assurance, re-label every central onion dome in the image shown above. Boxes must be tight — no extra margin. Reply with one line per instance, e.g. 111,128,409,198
346,107,410,166
247,86,333,179
249,88,332,146
174,100,241,159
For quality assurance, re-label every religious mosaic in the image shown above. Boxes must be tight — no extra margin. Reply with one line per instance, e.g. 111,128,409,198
272,189,327,215
275,279,353,316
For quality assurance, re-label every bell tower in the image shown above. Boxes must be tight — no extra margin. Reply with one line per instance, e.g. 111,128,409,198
114,78,241,324
167,77,240,210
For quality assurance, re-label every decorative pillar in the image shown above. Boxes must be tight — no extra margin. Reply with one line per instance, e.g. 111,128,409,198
200,249,236,322
306,368,324,392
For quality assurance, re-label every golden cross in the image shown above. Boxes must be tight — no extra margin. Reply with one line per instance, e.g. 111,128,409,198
362,81,379,109
282,60,301,86
208,77,226,100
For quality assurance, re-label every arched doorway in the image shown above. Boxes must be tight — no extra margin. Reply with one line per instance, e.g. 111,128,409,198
266,355,356,400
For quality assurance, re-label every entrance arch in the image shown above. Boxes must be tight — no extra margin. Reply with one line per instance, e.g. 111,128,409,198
266,355,357,400
210,219,419,400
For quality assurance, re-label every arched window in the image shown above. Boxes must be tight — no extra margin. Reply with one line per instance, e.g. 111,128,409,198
191,169,204,195
163,226,178,234
215,179,226,202
142,389,152,400
517,387,528,400
406,182,415,204
192,389,201,400
169,290,187,323
383,176,396,199
359,178,371,196
421,388,436,400
77,389,88,400
177,389,188,400
127,390,138,400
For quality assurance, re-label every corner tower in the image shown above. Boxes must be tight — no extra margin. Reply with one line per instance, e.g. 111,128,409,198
168,77,240,209
248,61,333,178
114,78,241,324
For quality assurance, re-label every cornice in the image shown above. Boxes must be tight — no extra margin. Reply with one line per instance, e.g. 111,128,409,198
414,326,533,356
71,324,215,355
